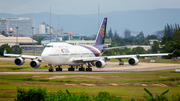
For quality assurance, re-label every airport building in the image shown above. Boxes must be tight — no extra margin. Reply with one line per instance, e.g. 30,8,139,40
0,17,35,36
41,38,111,46
36,22,64,38
0,33,43,54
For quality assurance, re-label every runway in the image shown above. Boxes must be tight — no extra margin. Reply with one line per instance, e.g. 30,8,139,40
0,62,180,74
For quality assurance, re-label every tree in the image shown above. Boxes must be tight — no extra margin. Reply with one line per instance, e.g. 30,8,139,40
11,45,22,54
160,36,173,45
151,41,159,53
113,31,119,39
132,47,146,54
174,28,180,43
136,31,145,39
146,35,157,40
108,28,113,38
33,35,46,45
0,44,12,56
160,29,180,58
160,41,178,59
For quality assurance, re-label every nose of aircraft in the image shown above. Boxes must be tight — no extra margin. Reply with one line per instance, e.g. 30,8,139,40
41,49,49,63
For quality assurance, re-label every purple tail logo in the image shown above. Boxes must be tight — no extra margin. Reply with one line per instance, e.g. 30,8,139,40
94,18,107,46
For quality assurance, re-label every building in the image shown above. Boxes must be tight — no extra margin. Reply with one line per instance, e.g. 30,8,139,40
122,29,131,38
36,22,64,38
0,17,35,36
149,39,159,45
41,38,111,46
122,45,151,51
0,33,43,54
41,38,64,46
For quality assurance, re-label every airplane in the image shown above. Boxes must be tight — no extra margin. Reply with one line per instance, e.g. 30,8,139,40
4,17,175,72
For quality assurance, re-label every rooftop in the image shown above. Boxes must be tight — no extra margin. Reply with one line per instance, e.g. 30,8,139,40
0,33,37,43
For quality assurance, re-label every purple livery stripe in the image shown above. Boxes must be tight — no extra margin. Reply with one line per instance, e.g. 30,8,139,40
80,45,100,57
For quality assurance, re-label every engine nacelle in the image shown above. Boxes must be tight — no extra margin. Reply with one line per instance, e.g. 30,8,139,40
128,57,139,65
14,57,25,66
95,60,106,68
30,60,40,68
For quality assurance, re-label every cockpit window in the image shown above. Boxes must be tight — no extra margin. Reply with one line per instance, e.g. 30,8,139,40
46,45,53,48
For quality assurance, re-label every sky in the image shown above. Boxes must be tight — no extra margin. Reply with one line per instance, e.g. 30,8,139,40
0,0,180,14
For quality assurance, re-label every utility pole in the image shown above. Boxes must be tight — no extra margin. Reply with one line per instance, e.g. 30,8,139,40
16,27,19,45
31,27,35,55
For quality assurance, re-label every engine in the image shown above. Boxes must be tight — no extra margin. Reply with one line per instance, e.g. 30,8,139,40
95,60,106,68
128,57,139,65
14,57,25,66
30,60,40,68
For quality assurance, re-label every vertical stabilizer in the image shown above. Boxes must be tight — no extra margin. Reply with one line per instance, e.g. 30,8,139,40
93,18,107,46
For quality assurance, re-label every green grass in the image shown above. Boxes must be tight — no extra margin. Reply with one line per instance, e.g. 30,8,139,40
0,59,180,100
0,69,180,100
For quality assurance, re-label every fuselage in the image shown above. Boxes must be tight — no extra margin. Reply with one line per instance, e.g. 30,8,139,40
41,43,101,66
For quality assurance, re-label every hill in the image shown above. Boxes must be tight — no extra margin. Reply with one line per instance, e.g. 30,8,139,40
0,8,180,36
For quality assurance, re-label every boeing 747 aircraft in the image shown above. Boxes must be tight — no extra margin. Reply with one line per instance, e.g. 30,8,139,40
4,18,175,72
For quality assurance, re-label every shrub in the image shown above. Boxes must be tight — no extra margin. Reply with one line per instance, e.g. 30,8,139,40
17,87,47,101
93,91,122,101
143,88,169,101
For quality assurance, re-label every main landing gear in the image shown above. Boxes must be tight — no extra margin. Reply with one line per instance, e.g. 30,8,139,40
48,65,62,72
86,62,92,71
68,66,75,71
48,64,93,72
56,65,62,71
118,59,124,65
79,65,85,71
48,64,54,72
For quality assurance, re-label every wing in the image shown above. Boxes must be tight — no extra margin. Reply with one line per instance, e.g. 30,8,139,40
106,53,172,59
3,50,42,61
73,57,104,62
73,50,176,62
102,46,126,51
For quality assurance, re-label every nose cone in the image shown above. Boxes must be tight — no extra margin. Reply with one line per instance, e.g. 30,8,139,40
41,49,49,64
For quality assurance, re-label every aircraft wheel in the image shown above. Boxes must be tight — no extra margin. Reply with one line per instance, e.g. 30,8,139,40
119,61,124,65
56,68,62,71
86,68,92,71
49,69,54,72
79,68,85,71
68,67,74,71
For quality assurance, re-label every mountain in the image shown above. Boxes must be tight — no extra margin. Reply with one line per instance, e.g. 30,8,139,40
0,8,180,36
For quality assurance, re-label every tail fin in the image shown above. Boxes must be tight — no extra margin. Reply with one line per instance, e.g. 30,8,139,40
93,17,107,46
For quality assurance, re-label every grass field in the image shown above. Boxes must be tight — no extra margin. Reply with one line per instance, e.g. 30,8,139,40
0,70,180,100
0,59,180,101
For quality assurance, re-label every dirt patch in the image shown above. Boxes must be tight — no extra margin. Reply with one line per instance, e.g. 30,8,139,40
47,75,104,80
0,95,16,99
63,83,169,87
32,76,42,78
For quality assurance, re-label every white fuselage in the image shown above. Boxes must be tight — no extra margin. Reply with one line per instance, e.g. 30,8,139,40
41,43,101,66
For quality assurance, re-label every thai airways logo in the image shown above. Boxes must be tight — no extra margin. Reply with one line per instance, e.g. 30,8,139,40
100,25,105,38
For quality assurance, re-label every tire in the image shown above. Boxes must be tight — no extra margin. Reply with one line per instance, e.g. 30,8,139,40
68,68,74,71
56,68,62,71
86,68,92,71
49,69,54,72
79,68,85,71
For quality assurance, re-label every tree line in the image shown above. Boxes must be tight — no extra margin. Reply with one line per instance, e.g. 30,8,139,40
0,44,22,56
103,24,180,58
164,23,180,37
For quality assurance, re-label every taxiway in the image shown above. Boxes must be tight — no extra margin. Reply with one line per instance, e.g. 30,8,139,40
0,62,179,74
